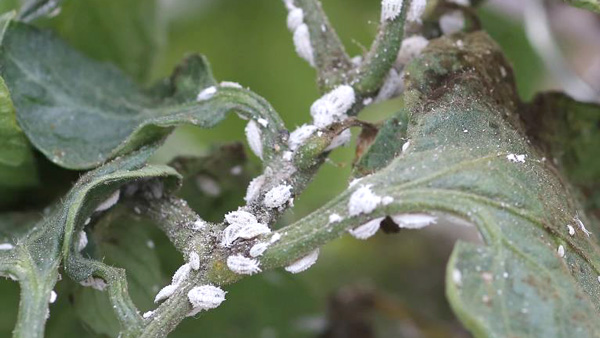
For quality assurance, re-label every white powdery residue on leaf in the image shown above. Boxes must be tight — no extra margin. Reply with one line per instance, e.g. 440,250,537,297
401,140,410,153
407,0,427,22
257,118,269,127
375,68,403,102
567,224,575,236
440,10,465,35
244,175,266,204
382,196,394,205
310,85,355,128
245,120,263,160
270,232,282,244
506,153,526,163
196,86,217,101
293,24,315,67
76,231,88,252
574,215,592,236
189,252,200,270
95,190,120,212
348,185,382,216
287,7,304,32
187,285,227,317
263,184,293,209
154,284,178,303
172,263,192,285
49,290,57,304
285,248,320,274
289,124,318,151
227,255,261,275
80,276,107,291
196,175,221,197
219,81,242,89
348,217,383,240
249,242,270,257
557,245,565,258
329,213,343,224
396,35,429,65
0,243,14,250
237,222,271,240
325,129,352,151
381,0,404,22
452,269,462,286
392,213,437,229
142,310,155,319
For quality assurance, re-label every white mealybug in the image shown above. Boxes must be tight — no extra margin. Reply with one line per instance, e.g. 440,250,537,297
80,276,107,291
225,210,258,227
0,243,14,250
282,151,294,161
95,190,120,212
293,24,315,66
196,86,217,101
439,10,465,35
76,231,88,252
154,284,178,303
172,263,192,285
227,255,261,275
325,129,352,151
187,285,227,317
506,154,526,163
382,196,394,205
219,81,242,88
237,222,271,240
270,233,282,243
263,184,293,209
249,242,270,257
452,269,462,286
351,55,363,66
142,310,155,319
375,68,403,102
348,185,382,216
392,213,437,229
406,0,427,23
284,248,320,274
257,118,269,127
401,140,410,153
287,7,304,32
348,177,363,188
230,165,243,175
557,245,565,258
191,218,207,231
381,0,404,22
49,290,57,304
245,120,263,160
244,175,266,203
567,224,575,236
310,85,356,128
396,35,429,65
348,217,384,240
328,213,343,224
574,215,591,236
196,175,221,197
189,252,200,270
84,217,91,225
289,124,318,151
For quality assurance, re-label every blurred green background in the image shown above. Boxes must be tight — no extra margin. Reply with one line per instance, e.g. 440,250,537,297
0,0,554,336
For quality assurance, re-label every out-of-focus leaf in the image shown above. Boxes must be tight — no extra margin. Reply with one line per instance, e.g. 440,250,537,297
17,0,63,22
563,0,600,12
267,32,600,337
0,146,180,337
0,21,285,170
49,0,165,83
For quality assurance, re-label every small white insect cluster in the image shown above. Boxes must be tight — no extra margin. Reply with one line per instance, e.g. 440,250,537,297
284,0,314,66
345,183,436,240
154,251,202,304
187,285,227,317
263,184,293,209
381,0,404,22
221,210,271,247
506,153,526,163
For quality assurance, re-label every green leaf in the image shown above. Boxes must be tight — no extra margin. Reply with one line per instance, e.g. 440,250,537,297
0,146,180,337
263,32,600,337
0,21,286,170
563,0,600,12
48,0,165,83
